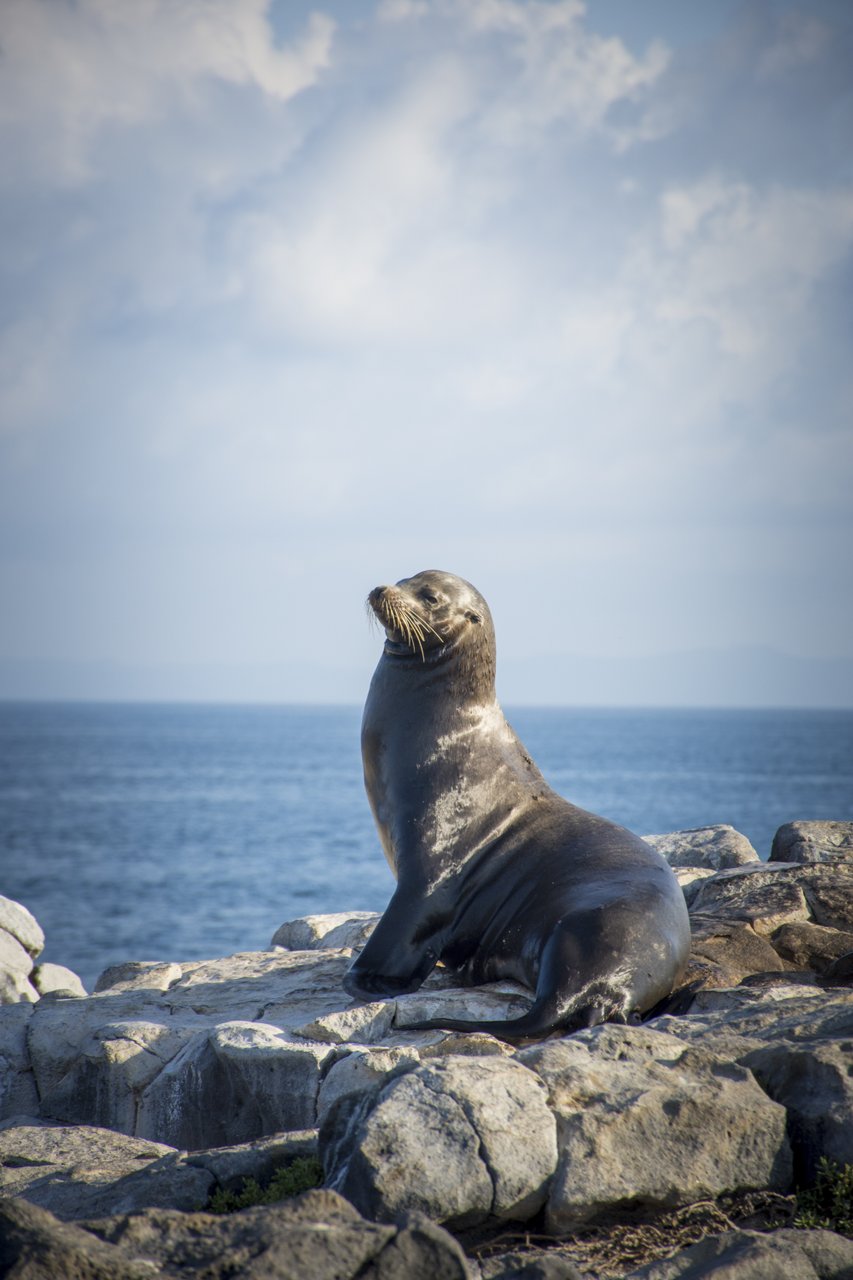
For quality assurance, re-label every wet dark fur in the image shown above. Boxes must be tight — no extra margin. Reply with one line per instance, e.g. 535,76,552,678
343,570,691,1042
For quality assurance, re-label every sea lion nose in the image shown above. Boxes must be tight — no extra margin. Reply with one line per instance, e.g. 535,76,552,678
368,586,390,610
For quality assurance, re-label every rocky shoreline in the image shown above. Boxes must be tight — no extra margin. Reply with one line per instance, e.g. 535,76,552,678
1,820,852,1278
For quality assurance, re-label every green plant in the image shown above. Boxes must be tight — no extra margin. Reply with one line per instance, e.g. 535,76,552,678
208,1155,323,1214
794,1158,853,1236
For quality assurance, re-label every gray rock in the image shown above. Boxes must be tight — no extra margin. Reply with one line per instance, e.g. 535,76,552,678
31,964,87,998
183,1128,318,1192
743,1038,853,1180
518,1024,792,1232
25,947,362,1145
394,983,532,1030
625,1227,853,1279
323,1055,557,1227
691,862,853,936
644,825,760,868
94,961,182,993
136,1022,334,1149
0,1121,211,1222
683,914,796,988
85,1189,472,1279
803,872,853,932
672,867,716,907
0,896,45,959
0,928,38,1006
292,1000,396,1044
662,985,853,1049
317,1047,421,1125
770,821,853,865
0,1196,152,1280
35,1018,199,1135
0,1003,38,1118
482,1253,584,1279
270,912,380,951
689,865,811,935
770,921,853,973
358,1210,473,1279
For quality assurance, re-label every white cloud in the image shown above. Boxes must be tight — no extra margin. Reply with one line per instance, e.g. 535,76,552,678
653,178,853,359
0,0,334,183
1,0,852,682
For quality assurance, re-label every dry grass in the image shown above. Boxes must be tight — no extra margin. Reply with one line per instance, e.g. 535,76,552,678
472,1190,797,1278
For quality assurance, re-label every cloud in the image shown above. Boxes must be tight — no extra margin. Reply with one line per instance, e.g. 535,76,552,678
0,0,334,184
0,0,851,689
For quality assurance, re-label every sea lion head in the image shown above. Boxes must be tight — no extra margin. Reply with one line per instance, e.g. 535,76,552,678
367,570,496,683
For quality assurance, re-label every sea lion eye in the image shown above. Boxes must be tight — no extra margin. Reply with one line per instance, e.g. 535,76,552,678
420,592,438,605
466,611,481,624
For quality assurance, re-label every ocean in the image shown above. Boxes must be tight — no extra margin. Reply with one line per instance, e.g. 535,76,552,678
1,702,851,991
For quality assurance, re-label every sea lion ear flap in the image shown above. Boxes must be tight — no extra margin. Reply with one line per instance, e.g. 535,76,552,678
465,610,482,624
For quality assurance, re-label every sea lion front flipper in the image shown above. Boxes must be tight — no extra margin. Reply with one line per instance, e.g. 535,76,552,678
342,887,440,999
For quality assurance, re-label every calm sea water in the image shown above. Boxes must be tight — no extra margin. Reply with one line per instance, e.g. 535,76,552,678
1,702,851,990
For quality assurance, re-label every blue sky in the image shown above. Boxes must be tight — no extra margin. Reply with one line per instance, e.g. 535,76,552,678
1,0,851,706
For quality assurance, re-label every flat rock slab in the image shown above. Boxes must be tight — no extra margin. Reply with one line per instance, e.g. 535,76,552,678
0,1189,473,1280
0,1122,212,1222
6,936,531,1149
0,1120,325,1223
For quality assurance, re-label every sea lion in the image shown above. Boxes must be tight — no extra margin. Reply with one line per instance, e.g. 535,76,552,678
342,569,691,1041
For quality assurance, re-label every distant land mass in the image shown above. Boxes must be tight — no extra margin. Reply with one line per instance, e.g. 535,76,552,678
0,646,851,708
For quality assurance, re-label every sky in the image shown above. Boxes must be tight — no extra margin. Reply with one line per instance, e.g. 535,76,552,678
1,0,852,707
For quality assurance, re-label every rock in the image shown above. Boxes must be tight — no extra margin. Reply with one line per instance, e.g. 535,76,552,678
358,1210,473,1279
0,928,38,1005
803,873,853,932
136,1022,334,1149
743,1038,853,1181
94,961,182,993
625,1227,853,1279
672,867,716,906
0,1121,213,1221
684,914,796,987
0,1197,152,1280
770,821,853,865
394,983,532,1030
271,913,381,951
83,1189,472,1279
483,1253,585,1279
0,1003,39,1117
19,948,362,1144
317,1047,421,1125
182,1128,318,1192
33,1017,200,1136
770,922,853,973
689,865,811,935
690,862,853,935
517,1024,792,1232
644,825,760,868
0,896,45,959
824,951,853,984
31,964,87,998
293,1000,396,1045
323,1055,557,1227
